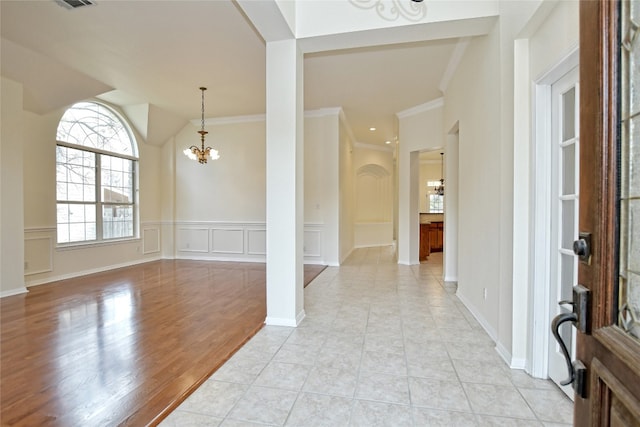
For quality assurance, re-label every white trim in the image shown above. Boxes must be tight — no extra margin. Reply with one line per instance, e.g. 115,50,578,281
195,107,344,127
528,47,579,379
439,37,471,93
456,289,498,341
199,114,265,126
24,226,56,233
296,310,306,326
24,236,54,276
305,107,342,118
56,237,142,251
25,256,161,287
247,228,267,256
443,275,458,282
1,287,29,298
175,254,266,263
210,228,245,254
495,341,526,369
142,227,161,255
396,97,444,119
265,310,305,327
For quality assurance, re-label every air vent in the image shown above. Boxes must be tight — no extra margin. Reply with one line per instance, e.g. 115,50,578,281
55,0,94,9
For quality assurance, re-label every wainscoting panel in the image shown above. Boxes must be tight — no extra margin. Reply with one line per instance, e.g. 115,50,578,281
142,228,160,255
303,230,322,257
24,236,53,276
211,228,244,254
247,229,267,255
177,228,209,253
173,222,325,264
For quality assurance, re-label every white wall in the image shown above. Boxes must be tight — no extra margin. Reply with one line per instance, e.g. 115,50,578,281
1,77,26,297
397,101,444,264
443,27,502,339
511,0,579,373
175,120,266,222
172,112,343,266
294,1,499,39
305,111,340,265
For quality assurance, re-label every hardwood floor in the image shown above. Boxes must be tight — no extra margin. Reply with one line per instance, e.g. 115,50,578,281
0,260,324,427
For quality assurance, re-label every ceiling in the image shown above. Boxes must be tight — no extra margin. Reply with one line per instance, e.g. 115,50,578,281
1,0,466,148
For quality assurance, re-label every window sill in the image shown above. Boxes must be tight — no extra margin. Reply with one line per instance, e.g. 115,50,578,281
56,237,141,251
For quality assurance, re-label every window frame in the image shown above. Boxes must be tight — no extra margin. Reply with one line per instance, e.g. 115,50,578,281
55,101,139,247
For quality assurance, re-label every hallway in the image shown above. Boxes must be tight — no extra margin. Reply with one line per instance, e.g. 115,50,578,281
161,247,573,426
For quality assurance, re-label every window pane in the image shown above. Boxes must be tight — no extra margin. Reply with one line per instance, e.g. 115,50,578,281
101,155,133,204
56,101,138,245
429,194,444,213
103,205,134,239
562,87,576,141
561,199,576,250
57,102,136,156
57,223,69,243
57,203,96,244
562,143,576,195
56,146,95,202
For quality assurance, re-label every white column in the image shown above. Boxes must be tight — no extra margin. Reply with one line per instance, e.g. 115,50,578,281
397,149,419,264
265,39,305,326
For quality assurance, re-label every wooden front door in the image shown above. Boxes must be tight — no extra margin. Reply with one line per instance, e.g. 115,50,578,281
573,0,640,424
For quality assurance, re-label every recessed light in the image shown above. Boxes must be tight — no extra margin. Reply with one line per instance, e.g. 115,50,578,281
385,140,391,144
369,127,376,131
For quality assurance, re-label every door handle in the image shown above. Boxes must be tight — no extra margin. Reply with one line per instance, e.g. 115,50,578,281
551,311,578,386
550,284,590,398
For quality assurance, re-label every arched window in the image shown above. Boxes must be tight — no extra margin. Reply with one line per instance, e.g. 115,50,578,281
56,102,138,244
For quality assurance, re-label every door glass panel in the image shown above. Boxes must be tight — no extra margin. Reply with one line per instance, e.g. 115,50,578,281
560,253,576,301
561,199,576,249
562,87,576,141
618,0,640,341
562,143,576,195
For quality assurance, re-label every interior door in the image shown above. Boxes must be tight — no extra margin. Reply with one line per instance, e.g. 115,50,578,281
572,0,640,424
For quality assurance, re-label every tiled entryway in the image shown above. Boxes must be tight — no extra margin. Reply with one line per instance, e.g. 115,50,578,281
161,247,573,426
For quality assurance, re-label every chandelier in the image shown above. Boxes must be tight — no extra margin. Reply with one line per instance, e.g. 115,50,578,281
183,87,220,164
434,152,444,196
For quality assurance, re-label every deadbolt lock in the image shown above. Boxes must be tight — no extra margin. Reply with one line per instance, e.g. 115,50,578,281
573,232,592,264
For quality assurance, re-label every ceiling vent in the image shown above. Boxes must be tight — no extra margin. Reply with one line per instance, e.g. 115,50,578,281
54,0,94,10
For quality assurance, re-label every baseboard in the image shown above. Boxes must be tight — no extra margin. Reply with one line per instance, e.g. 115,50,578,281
265,316,299,327
495,341,525,369
296,309,306,326
0,287,29,298
25,256,162,287
444,275,458,282
455,289,498,342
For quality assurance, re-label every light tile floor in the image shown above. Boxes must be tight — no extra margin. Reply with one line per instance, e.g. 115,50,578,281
161,247,574,426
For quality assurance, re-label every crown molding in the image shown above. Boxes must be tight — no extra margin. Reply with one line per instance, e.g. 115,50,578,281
396,97,444,119
305,107,342,118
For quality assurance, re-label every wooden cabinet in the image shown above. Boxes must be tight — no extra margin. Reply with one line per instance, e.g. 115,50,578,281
429,222,444,252
419,223,430,261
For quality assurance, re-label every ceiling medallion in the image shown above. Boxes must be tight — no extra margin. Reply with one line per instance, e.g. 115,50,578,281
348,0,426,22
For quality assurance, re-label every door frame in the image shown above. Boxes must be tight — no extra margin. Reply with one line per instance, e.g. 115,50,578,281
528,47,579,378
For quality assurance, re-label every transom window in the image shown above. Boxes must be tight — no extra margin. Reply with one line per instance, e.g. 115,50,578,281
56,102,138,244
